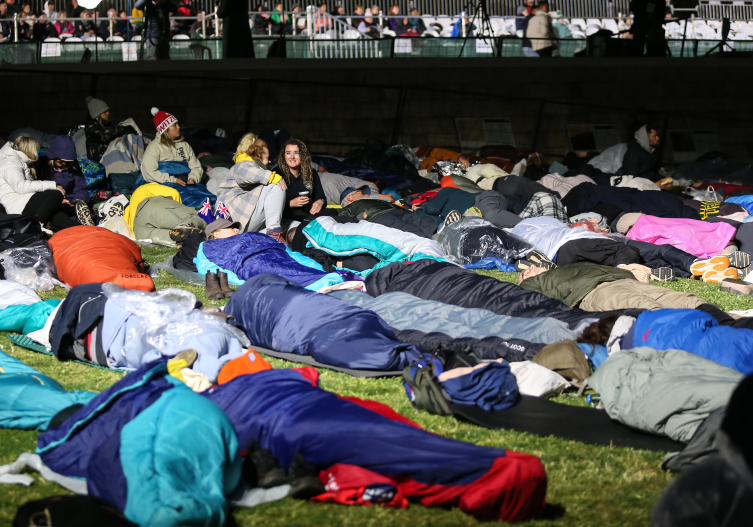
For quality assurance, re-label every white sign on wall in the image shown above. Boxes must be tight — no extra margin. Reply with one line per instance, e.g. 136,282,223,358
122,42,138,61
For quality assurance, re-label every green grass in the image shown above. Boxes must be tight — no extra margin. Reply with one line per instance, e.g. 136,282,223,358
2,249,753,526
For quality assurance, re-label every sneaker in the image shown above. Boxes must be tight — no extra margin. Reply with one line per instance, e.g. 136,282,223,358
169,223,202,242
738,263,753,280
720,278,753,295
515,250,557,272
464,206,482,218
265,227,285,244
726,251,751,269
75,201,95,226
441,210,463,230
702,267,739,283
690,255,730,277
650,267,675,282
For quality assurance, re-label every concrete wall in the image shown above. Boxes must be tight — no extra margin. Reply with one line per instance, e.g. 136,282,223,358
3,57,752,165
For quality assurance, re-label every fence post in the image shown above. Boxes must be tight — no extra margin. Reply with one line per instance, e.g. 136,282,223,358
13,13,17,42
390,35,395,57
109,13,113,39
461,11,467,38
378,9,383,28
496,35,502,57
307,5,313,36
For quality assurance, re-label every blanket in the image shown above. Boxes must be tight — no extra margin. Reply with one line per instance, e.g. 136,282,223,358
100,134,149,177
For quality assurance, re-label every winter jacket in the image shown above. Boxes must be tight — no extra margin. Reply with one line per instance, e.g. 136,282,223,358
225,274,421,371
0,142,56,214
620,125,661,181
417,187,476,219
520,262,636,307
338,198,401,221
371,208,439,238
589,346,743,443
84,119,131,162
525,11,559,51
123,182,181,232
141,136,202,185
42,136,88,203
215,157,275,231
510,217,604,260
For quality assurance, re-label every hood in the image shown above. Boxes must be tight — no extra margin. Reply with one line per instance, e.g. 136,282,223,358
45,135,77,162
0,142,30,164
634,125,654,154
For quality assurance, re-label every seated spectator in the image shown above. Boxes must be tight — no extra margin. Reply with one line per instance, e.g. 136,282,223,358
33,13,59,41
15,8,32,41
516,0,533,31
252,4,271,35
215,133,287,240
270,1,292,35
358,14,380,37
0,4,10,41
5,0,19,16
278,139,337,221
142,108,202,186
84,96,136,162
0,135,78,230
42,0,58,20
113,10,132,37
551,10,571,38
40,135,94,226
525,1,559,57
315,2,332,33
53,12,73,36
351,4,364,28
189,12,214,38
334,4,345,18
620,123,662,181
75,9,97,39
98,8,118,38
407,8,426,35
131,4,144,33
387,4,408,35
451,13,476,37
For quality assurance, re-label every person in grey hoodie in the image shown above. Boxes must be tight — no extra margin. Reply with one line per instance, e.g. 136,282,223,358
620,124,662,182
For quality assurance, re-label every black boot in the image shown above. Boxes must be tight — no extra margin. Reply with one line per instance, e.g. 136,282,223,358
243,440,288,489
218,271,234,298
205,271,225,300
287,452,325,499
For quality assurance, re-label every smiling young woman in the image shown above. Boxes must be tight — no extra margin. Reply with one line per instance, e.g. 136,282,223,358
276,139,336,221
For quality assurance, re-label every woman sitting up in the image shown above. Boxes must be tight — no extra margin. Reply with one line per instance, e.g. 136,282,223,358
215,133,287,242
0,135,77,230
141,107,203,186
277,139,336,221
84,96,137,162
388,5,408,35
41,135,95,226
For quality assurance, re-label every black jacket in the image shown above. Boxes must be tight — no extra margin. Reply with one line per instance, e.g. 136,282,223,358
394,328,543,363
84,119,132,162
49,283,107,361
620,139,661,181
283,169,327,218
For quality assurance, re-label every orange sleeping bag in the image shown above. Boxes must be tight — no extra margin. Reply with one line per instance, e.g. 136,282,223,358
49,226,155,292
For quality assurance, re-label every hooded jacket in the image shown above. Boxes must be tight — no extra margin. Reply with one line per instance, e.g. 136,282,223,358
141,136,202,185
620,125,661,181
43,136,88,203
0,142,56,215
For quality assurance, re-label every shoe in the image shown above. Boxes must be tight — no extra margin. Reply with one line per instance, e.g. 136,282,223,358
287,452,325,499
169,223,202,242
465,206,482,218
702,268,739,283
720,278,753,295
265,227,285,244
218,271,234,299
172,348,198,368
691,255,730,277
442,210,463,230
75,201,95,226
650,267,675,282
515,250,557,272
243,441,288,489
738,263,753,280
726,251,751,269
205,271,225,300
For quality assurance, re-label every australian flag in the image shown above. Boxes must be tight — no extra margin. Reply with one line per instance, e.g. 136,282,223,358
198,198,215,224
215,200,232,221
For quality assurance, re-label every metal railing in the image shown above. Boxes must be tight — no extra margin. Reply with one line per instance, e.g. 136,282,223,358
699,1,753,20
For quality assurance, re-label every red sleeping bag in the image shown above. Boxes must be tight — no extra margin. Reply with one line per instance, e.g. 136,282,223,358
49,226,155,292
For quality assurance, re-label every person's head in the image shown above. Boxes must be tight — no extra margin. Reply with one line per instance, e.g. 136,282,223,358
59,12,66,19
335,5,344,15
5,0,14,6
274,2,282,10
205,219,241,240
46,0,55,12
86,95,110,122
38,13,46,20
284,220,300,245
292,4,300,12
370,4,379,15
119,10,126,18
647,125,660,147
533,1,549,13
318,2,326,11
364,15,373,22
71,0,78,7
256,4,263,11
21,4,30,14
107,8,116,16
340,185,371,207
410,8,419,16
151,107,180,144
525,0,535,5
354,4,363,14
277,138,312,187
0,4,7,15
234,133,269,164
577,314,619,346
389,4,399,15
81,10,89,18
517,265,548,284
12,134,39,163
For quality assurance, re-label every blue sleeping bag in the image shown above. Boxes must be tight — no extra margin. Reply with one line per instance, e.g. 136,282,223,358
196,232,349,290
0,349,96,430
225,274,421,371
37,360,241,527
725,195,753,215
632,308,753,374
135,161,217,207
313,156,413,190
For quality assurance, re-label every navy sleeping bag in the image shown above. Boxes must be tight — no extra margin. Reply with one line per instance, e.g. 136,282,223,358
313,156,413,190
225,274,421,371
204,368,547,522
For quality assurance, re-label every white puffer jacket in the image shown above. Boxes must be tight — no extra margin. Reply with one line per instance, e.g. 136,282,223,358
0,142,56,215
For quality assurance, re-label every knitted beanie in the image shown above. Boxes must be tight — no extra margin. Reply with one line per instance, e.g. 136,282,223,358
86,96,109,120
151,107,178,135
615,212,643,234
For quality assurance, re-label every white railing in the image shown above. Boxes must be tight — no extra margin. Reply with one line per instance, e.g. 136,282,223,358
305,6,381,58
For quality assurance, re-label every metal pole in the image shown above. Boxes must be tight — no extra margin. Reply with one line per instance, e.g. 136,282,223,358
680,15,688,57
202,11,206,38
95,12,98,61
13,13,17,42
127,0,131,42
461,11,467,38
378,9,383,29
109,13,113,38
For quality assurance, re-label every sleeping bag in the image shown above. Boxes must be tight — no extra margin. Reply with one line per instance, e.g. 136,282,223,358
629,309,753,375
135,163,216,207
36,360,241,527
225,274,421,371
48,226,154,292
195,232,352,291
365,260,599,330
626,215,736,259
204,368,547,522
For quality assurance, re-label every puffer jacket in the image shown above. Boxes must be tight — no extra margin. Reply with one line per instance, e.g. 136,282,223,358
141,136,203,185
84,119,130,162
0,142,56,215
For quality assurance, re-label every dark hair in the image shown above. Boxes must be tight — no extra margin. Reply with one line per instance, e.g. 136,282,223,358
277,138,313,189
577,314,619,346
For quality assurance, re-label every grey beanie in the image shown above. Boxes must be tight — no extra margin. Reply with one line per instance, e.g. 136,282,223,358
86,96,110,120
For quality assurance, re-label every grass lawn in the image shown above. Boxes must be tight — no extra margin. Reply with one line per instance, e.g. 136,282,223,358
2,247,752,526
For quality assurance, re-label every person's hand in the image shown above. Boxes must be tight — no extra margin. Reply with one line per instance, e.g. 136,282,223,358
276,179,287,191
62,199,71,205
174,179,187,186
290,196,310,208
187,178,196,185
412,203,421,211
56,185,66,195
310,199,324,215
